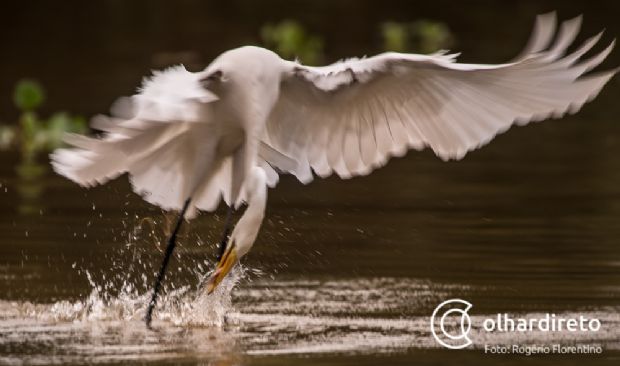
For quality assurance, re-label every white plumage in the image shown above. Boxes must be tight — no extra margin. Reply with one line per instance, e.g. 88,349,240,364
267,13,616,183
52,13,616,220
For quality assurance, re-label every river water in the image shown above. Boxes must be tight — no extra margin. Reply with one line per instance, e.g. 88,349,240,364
1,1,620,365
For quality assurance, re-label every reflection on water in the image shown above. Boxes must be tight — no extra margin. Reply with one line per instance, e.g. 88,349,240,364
1,118,620,364
1,120,620,364
1,276,618,365
1,2,620,364
14,157,46,216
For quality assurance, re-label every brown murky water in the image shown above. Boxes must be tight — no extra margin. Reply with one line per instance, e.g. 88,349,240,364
1,1,620,365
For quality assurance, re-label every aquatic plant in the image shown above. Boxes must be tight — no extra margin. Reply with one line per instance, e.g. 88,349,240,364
0,79,87,214
260,20,324,65
0,79,87,157
381,20,453,53
260,19,453,65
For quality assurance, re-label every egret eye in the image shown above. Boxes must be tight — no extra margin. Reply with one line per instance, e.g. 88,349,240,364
201,70,223,88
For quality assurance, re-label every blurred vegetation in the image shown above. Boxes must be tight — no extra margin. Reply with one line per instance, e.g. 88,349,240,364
260,20,324,65
0,20,452,214
381,20,453,53
0,79,87,214
260,19,453,65
0,79,87,158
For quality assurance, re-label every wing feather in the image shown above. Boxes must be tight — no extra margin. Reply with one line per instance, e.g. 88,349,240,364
51,65,230,216
264,14,617,181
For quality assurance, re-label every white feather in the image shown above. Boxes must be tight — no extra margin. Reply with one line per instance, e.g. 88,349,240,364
51,15,616,219
264,14,617,182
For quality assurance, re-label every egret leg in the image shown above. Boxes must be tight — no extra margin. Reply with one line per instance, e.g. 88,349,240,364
145,198,191,328
216,205,235,261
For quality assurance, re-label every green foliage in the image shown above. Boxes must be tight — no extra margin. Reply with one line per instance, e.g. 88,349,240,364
1,79,88,156
381,20,453,54
259,19,453,65
381,22,410,53
261,20,324,65
47,112,87,149
2,79,88,215
16,111,87,157
13,79,45,111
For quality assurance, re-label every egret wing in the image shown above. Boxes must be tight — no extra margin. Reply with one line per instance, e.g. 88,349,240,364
264,13,617,183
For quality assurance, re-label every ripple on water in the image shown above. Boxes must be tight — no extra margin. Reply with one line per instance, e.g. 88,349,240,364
0,275,619,364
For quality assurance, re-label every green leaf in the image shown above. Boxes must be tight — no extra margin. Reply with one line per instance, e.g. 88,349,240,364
261,20,324,65
14,79,45,111
47,112,73,149
380,20,453,54
20,111,40,140
70,115,87,134
381,22,409,52
411,20,453,54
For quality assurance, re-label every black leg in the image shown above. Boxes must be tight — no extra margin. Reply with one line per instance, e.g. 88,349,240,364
145,198,191,328
216,204,235,261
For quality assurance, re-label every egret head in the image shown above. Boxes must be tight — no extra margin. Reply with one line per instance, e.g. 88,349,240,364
201,46,285,104
206,166,268,294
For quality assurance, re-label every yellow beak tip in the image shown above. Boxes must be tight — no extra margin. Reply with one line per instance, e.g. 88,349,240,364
206,274,219,295
205,247,238,295
206,285,215,295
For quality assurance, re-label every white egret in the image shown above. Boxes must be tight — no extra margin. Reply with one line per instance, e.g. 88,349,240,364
205,165,267,294
50,13,617,327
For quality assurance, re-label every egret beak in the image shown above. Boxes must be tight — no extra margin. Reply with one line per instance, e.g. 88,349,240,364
206,243,238,294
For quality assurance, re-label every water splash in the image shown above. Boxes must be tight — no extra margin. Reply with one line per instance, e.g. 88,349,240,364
10,215,251,327
39,265,246,327
2,218,619,362
1,277,620,364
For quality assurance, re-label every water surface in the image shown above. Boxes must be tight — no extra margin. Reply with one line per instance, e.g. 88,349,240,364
1,1,620,365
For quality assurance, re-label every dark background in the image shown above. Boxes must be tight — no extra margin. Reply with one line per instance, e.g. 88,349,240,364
1,0,619,123
0,0,619,297
0,1,619,363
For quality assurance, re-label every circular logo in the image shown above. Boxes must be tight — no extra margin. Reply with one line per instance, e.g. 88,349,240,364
430,298,473,349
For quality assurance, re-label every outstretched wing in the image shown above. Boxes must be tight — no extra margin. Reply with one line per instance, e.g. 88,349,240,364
264,13,617,183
